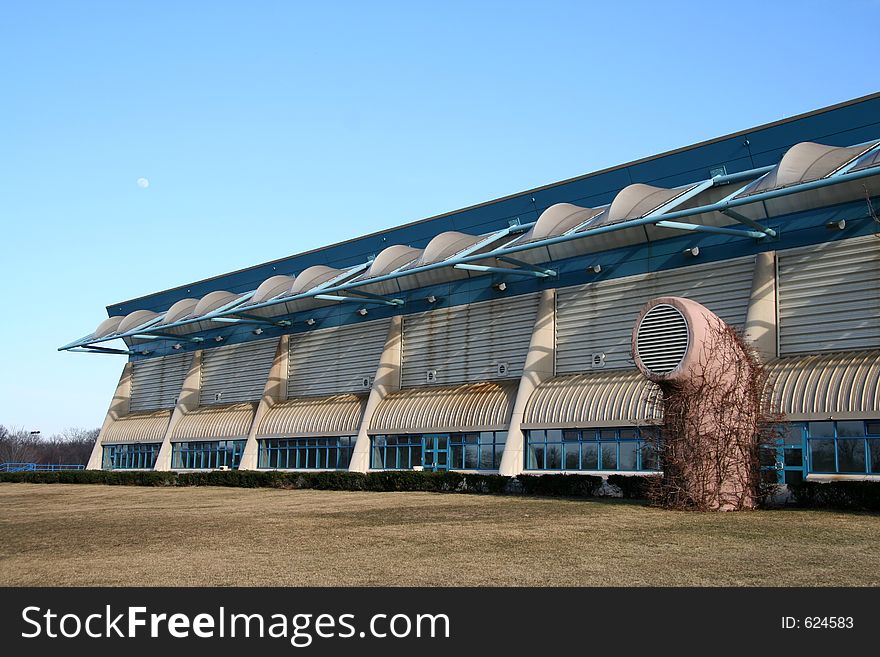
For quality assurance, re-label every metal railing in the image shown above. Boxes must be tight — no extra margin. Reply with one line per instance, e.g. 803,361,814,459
0,463,86,473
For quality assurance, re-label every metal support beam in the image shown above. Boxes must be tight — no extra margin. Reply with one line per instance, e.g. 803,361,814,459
644,179,715,218
495,256,557,276
720,209,777,237
314,294,404,306
70,346,137,355
453,263,555,278
131,333,205,343
654,220,768,240
227,311,292,327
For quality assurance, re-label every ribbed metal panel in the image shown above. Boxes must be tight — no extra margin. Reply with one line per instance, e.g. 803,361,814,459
778,236,880,355
401,294,540,387
257,394,366,437
129,353,193,412
170,403,256,442
764,350,880,420
103,410,171,444
556,256,755,373
370,381,518,433
199,338,278,406
522,371,662,428
287,318,391,398
635,304,689,375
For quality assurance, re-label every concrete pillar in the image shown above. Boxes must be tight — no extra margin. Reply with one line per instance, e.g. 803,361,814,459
744,251,777,360
239,335,288,470
86,363,133,470
349,316,402,472
154,350,202,471
499,288,556,476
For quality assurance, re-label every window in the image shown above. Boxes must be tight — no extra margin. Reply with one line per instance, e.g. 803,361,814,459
370,435,423,470
804,421,880,475
448,432,507,470
171,440,246,470
258,437,355,470
102,443,160,470
369,432,507,470
525,428,659,472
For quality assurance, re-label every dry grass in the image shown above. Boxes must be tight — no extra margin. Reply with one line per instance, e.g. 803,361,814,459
0,483,878,586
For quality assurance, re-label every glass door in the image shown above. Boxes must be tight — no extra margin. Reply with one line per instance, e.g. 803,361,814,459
761,424,806,485
422,434,450,472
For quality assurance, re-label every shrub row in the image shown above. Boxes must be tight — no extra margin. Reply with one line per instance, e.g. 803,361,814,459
606,473,662,499
0,469,654,499
788,480,880,512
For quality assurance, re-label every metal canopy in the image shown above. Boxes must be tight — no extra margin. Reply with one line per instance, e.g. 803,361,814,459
61,137,880,355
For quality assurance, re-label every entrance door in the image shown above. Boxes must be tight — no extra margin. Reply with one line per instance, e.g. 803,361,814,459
422,434,449,472
761,425,806,485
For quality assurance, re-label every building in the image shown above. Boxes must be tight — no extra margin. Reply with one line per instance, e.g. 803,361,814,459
61,93,880,484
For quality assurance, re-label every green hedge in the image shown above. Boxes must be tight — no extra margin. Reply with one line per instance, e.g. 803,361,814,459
0,469,631,499
788,480,880,512
607,474,661,499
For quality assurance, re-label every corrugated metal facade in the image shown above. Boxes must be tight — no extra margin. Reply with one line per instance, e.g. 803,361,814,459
765,350,880,420
257,394,366,437
103,410,171,444
129,353,192,412
778,236,880,355
556,256,756,373
287,318,391,398
170,403,256,441
522,371,662,429
400,294,539,387
199,339,278,406
370,381,518,433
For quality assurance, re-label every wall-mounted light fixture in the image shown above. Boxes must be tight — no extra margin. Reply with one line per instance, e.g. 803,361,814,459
172,343,183,350
826,219,846,230
683,246,700,257
426,295,438,304
253,327,264,335
493,282,508,292
357,308,369,316
587,264,602,274
214,336,224,342
305,318,316,326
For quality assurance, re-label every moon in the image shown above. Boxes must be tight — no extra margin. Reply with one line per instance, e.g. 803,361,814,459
136,177,150,189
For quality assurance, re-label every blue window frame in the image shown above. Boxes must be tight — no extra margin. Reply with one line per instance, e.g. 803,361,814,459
171,440,246,470
258,437,355,470
370,435,424,470
102,443,160,470
525,428,659,472
369,433,507,470
802,420,880,475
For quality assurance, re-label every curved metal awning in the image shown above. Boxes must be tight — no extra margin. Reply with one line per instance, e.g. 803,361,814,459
103,410,171,444
170,403,256,441
60,136,880,356
257,394,367,438
764,350,880,420
522,370,662,429
370,381,518,434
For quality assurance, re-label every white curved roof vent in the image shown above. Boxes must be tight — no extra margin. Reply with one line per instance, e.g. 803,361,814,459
417,231,484,265
585,184,689,229
93,315,125,339
851,146,880,173
251,275,296,304
635,303,690,375
738,142,869,197
365,245,423,277
289,265,342,296
193,290,240,317
117,310,160,334
163,298,199,325
521,203,601,241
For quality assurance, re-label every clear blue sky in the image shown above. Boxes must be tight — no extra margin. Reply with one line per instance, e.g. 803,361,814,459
0,0,877,435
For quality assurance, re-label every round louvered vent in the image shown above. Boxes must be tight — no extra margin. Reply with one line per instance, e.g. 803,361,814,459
636,304,689,374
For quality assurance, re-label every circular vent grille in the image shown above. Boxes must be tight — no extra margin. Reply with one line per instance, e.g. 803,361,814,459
636,304,689,374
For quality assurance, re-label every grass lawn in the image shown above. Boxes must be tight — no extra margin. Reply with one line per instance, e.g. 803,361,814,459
0,483,877,586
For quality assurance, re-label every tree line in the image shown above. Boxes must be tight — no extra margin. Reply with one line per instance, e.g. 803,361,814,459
0,425,98,465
